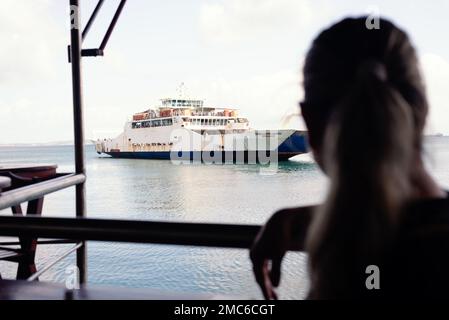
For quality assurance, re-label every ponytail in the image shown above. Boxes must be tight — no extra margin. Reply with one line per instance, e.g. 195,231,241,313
306,60,415,299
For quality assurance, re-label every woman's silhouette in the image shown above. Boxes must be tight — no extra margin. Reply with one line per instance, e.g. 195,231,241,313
251,17,448,299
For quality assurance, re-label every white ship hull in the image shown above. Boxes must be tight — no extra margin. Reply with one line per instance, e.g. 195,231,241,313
96,126,308,162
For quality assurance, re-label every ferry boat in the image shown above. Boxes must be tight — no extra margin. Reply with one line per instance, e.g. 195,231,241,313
95,98,308,163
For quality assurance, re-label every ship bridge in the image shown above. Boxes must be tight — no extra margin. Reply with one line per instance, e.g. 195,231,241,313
161,98,204,108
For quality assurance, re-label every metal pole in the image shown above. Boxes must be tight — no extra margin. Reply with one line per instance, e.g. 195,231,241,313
99,0,127,51
0,174,85,211
27,242,84,282
82,0,105,40
0,216,263,250
69,0,87,284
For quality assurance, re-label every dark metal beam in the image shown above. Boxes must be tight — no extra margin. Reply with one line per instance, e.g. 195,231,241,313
81,48,104,57
0,216,263,250
99,0,127,51
69,0,87,284
82,0,105,40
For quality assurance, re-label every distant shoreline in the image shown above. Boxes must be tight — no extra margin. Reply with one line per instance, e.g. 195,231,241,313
0,134,447,148
0,140,95,147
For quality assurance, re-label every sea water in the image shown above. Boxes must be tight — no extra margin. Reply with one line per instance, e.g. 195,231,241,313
0,136,448,299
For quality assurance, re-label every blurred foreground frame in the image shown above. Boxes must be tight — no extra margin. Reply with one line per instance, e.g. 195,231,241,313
0,0,300,300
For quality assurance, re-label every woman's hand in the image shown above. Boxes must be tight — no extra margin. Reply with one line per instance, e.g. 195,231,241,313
250,206,314,300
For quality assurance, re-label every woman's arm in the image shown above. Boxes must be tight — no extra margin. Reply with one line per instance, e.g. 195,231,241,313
249,205,315,299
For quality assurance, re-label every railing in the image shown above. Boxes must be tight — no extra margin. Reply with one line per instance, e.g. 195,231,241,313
0,174,85,211
0,216,261,249
0,215,265,285
0,173,87,282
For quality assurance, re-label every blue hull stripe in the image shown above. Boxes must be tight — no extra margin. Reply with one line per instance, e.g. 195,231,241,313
103,132,309,161
105,151,303,162
277,131,309,153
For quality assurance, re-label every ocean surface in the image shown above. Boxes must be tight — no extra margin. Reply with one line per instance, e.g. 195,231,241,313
1,137,449,299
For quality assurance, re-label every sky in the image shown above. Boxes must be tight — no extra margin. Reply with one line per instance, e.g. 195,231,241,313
1,0,449,144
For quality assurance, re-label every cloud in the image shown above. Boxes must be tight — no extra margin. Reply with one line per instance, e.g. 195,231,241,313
420,53,449,135
184,52,449,134
182,66,305,130
0,1,75,144
0,0,65,85
199,0,324,45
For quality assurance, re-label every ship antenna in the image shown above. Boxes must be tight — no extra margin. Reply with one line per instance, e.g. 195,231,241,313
177,82,187,99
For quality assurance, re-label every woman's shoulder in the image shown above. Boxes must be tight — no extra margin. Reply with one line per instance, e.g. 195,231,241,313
385,192,449,299
399,192,449,250
402,191,449,229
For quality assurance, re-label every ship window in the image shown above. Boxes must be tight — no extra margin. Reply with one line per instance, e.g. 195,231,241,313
201,119,205,125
